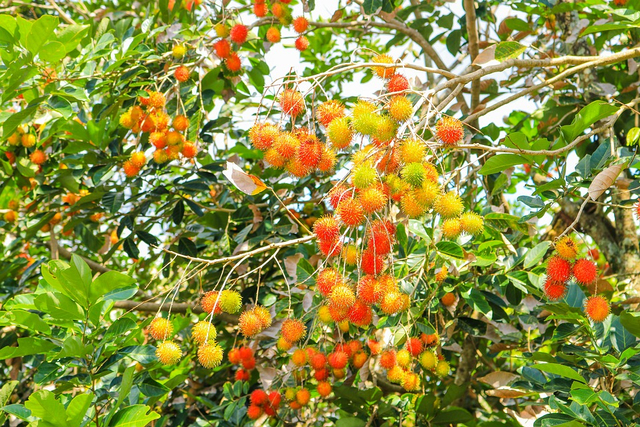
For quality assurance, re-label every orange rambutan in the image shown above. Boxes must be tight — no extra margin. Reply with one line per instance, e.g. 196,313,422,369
317,381,332,397
387,74,409,93
337,198,364,227
328,304,349,322
359,186,388,214
379,350,396,369
573,258,597,285
405,337,424,357
342,244,359,265
201,291,223,314
274,132,299,159
249,123,279,150
148,91,166,108
329,184,351,209
357,275,382,305
281,318,306,342
329,285,356,309
435,116,464,145
584,295,609,322
235,369,250,381
314,367,330,381
328,351,349,369
421,333,439,347
123,160,140,177
367,339,382,355
317,100,345,127
251,389,268,406
293,16,309,33
131,151,146,168
266,27,281,43
279,89,305,117
316,268,344,297
297,139,322,168
149,317,173,340
30,149,47,165
310,352,327,370
372,54,395,79
264,148,285,168
402,372,421,391
267,391,282,409
295,36,309,51
214,39,231,58
380,291,404,315
286,157,312,178
253,1,267,17
173,115,190,132
239,310,263,337
543,280,567,301
241,356,256,370
230,24,248,44
313,215,340,242
317,145,337,172
253,305,272,329
291,348,308,367
247,405,263,420
546,256,571,283
225,52,242,72
361,248,384,275
174,65,190,82
348,300,372,326
318,238,342,257
441,292,456,307
296,388,311,406
277,337,293,351
401,193,427,218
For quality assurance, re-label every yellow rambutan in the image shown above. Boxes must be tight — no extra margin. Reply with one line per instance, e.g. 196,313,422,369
441,218,462,240
220,289,242,314
192,321,216,345
389,96,413,122
149,317,173,341
556,235,578,260
460,212,484,235
372,54,396,79
329,285,356,310
399,139,426,164
198,342,224,368
327,117,353,150
156,340,181,365
433,191,464,218
281,318,306,342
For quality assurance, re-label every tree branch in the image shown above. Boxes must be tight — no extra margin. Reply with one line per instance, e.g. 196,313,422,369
463,0,480,114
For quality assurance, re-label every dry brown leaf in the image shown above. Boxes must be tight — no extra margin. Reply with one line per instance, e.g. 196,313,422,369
486,388,529,398
478,371,519,388
588,163,624,200
284,253,303,282
248,204,263,232
586,277,614,295
472,45,498,67
331,9,343,22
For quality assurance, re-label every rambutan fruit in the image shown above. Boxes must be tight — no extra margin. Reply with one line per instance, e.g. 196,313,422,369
424,162,439,182
357,276,382,305
367,225,394,255
296,388,311,406
297,138,323,167
131,151,146,168
214,39,231,58
149,317,173,340
329,184,351,209
573,258,597,285
314,368,330,381
359,186,388,214
375,115,398,144
348,340,363,354
361,248,385,275
380,291,404,315
228,348,241,365
401,193,427,218
293,16,309,33
230,24,248,44
267,391,282,409
201,291,223,314
295,36,309,51
441,292,456,307
291,348,308,367
172,44,187,59
389,96,413,122
253,305,272,329
266,27,281,43
372,54,395,79
328,351,349,369
342,244,359,265
546,256,571,283
435,116,464,145
220,289,242,313
149,91,166,108
329,285,356,309
192,321,216,345
414,181,441,208
119,111,134,129
379,350,396,369
166,130,184,146
337,198,364,227
154,149,169,164
156,340,182,365
543,280,567,301
281,319,306,342
433,191,464,218
21,134,36,147
327,117,353,149
253,2,267,17
317,146,337,172
274,132,299,159
30,149,47,165
441,218,462,240
264,148,285,168
318,305,333,324
317,100,345,127
250,389,268,406
378,273,398,293
460,212,484,235
310,352,327,370
277,337,293,351
174,65,190,82
318,238,342,257
313,215,340,242
271,2,285,17
198,342,223,368
317,381,332,397
419,351,437,369
173,115,190,132
279,89,305,117
352,163,378,189
123,160,140,177
249,123,279,150
241,356,256,370
348,300,373,326
402,372,421,391
214,23,229,37
387,365,405,383
236,369,250,381
401,162,427,188
435,360,450,377
555,236,578,260
225,52,242,72
405,337,424,357
387,74,409,93
239,311,263,337
399,139,425,164
316,268,344,297
351,101,379,135
329,304,350,323
247,405,262,420
396,349,411,367
285,157,312,178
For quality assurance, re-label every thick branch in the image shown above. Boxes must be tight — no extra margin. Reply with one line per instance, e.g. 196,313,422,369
464,0,480,113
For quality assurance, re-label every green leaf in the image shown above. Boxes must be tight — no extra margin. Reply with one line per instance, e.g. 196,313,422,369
524,241,552,268
495,41,526,62
34,292,85,320
106,366,135,426
24,390,67,427
5,310,51,334
432,407,474,424
436,241,464,259
530,363,586,383
504,17,530,32
561,101,618,143
296,257,316,285
619,311,640,338
611,316,637,352
26,15,59,55
582,22,640,36
66,393,94,427
335,417,366,427
479,154,528,175
627,127,640,146
40,41,66,63
109,405,160,427
139,379,170,397
89,271,136,304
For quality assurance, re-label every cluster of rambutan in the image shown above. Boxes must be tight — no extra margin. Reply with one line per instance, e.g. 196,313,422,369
118,89,197,175
544,236,609,322
251,0,310,50
247,389,281,420
228,346,257,381
5,125,48,167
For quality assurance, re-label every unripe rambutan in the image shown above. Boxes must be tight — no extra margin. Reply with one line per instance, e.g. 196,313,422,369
281,319,306,342
123,160,140,177
174,65,190,82
220,289,242,313
172,44,187,58
460,212,484,235
230,24,248,44
293,16,309,33
291,348,308,367
192,321,216,345
236,369,250,381
337,198,364,227
435,116,464,145
119,111,134,129
201,291,222,314
405,337,424,357
329,285,356,309
435,360,450,377
348,300,373,326
387,365,405,383
214,23,229,37
317,100,345,127
374,115,398,144
318,238,342,257
279,89,305,117
389,96,413,122
316,268,343,297
318,305,333,324
198,342,223,368
328,351,349,369
296,388,311,406
399,139,426,164
327,117,353,150
173,115,190,132
387,74,409,93
434,191,464,218
546,256,571,283
555,236,578,260
338,319,349,331
441,292,456,307
351,100,377,131
214,39,231,58
156,340,181,365
367,339,382,355
277,336,293,351
313,216,340,242
544,280,567,301
372,54,395,79
247,405,262,420
295,36,309,51
359,186,387,214
30,149,47,165
573,258,597,285
402,372,421,391
352,163,378,189
361,248,384,275
21,134,36,147
317,145,337,173
441,218,462,240
342,244,359,265
153,149,169,164
239,311,263,337
419,351,437,369
249,123,279,150
317,381,332,397
357,275,382,305
380,291,404,315
401,193,427,218
225,52,242,72
396,349,411,367
149,317,173,340
266,27,281,43
401,162,426,188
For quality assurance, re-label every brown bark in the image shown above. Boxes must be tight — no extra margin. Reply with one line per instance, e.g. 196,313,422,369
452,335,477,408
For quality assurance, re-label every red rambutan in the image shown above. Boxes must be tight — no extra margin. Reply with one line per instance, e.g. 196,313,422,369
544,280,567,301
230,24,248,44
584,295,610,322
361,248,385,275
573,258,597,285
337,198,364,227
546,256,571,283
